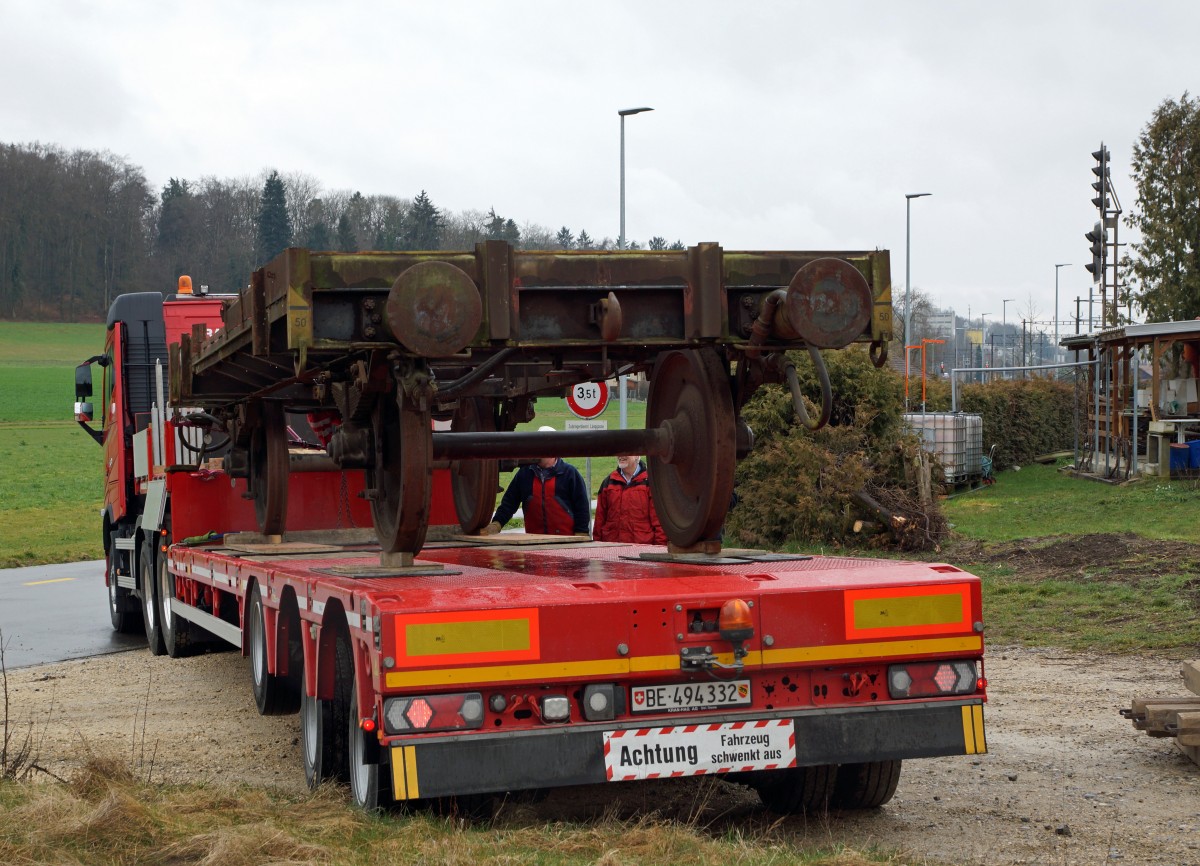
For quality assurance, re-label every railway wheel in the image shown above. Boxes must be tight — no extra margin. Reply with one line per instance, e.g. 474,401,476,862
139,541,165,656
301,621,353,788
107,536,140,634
157,530,195,658
647,348,737,547
367,384,431,554
249,401,289,536
830,760,902,810
449,397,498,534
753,764,837,815
249,583,302,715
348,677,392,811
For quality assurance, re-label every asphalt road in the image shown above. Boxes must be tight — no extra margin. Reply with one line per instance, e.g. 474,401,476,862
0,560,144,669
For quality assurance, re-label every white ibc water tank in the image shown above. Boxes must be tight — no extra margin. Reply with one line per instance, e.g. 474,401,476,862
903,413,983,481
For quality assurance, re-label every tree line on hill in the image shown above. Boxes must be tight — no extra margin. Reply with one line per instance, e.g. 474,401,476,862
0,142,683,320
2,92,1197,324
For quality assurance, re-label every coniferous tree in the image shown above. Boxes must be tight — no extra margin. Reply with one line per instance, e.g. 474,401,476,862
648,236,667,250
401,190,443,250
336,212,356,252
555,226,574,249
256,170,292,264
576,229,593,250
1127,93,1200,322
668,239,685,250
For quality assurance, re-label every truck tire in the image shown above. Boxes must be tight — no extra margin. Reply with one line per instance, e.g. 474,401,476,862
301,687,335,788
139,542,165,656
754,764,837,815
348,677,391,811
301,622,352,787
250,584,301,715
830,760,902,810
107,546,141,635
157,542,195,658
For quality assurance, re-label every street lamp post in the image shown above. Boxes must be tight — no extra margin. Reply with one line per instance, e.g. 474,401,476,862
1054,263,1071,361
980,313,990,373
904,193,932,348
1001,298,1014,374
618,107,654,251
617,107,653,430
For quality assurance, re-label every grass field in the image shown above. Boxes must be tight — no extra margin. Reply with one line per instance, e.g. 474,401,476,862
942,461,1200,542
0,761,905,866
0,323,105,565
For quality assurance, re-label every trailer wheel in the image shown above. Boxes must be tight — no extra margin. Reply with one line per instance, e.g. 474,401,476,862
301,687,334,788
107,544,141,634
250,584,301,715
300,622,353,788
830,760,902,810
753,764,836,815
139,542,165,656
348,677,391,811
158,541,195,658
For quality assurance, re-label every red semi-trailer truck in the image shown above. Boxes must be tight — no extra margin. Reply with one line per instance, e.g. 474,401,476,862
75,274,987,813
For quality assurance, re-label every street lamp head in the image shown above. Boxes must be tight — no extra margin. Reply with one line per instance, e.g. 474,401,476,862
1055,262,1072,268
619,107,654,116
906,192,932,200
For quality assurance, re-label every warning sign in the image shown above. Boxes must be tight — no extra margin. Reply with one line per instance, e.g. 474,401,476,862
602,719,796,781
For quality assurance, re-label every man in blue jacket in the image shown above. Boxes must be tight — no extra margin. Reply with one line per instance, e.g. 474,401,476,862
483,427,591,536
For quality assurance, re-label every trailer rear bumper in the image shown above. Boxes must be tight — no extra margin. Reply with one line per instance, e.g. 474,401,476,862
388,699,985,800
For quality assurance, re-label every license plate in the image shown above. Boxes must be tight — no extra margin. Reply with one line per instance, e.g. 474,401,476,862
604,719,796,781
630,679,750,714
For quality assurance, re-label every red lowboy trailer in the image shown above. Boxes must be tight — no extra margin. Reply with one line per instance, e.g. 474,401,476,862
75,252,987,814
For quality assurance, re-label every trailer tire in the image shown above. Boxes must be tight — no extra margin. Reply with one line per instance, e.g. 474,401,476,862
139,542,165,656
301,622,353,788
753,764,836,815
158,542,195,658
301,687,335,788
348,677,391,811
250,584,301,715
830,760,902,810
107,545,141,635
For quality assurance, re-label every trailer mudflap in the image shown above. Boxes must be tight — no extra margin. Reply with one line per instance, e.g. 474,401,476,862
389,699,985,800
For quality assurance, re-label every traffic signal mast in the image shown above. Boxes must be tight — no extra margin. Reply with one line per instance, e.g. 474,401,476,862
1085,144,1123,328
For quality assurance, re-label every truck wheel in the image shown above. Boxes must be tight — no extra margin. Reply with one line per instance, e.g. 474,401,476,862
139,542,165,656
107,548,141,634
300,623,353,788
754,764,836,815
157,544,195,658
830,760,902,810
301,687,335,788
348,677,391,811
250,584,301,715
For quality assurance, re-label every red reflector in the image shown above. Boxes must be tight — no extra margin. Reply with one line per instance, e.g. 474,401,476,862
933,664,958,693
360,718,376,733
405,698,434,729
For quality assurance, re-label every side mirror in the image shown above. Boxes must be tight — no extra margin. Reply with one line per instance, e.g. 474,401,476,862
75,363,93,400
74,401,95,423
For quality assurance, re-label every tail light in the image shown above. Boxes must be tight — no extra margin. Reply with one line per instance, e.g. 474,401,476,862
888,660,978,699
383,692,484,734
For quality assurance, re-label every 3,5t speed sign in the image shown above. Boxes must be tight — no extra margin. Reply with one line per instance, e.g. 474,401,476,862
566,381,609,419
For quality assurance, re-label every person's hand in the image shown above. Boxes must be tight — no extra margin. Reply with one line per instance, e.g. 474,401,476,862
480,522,501,536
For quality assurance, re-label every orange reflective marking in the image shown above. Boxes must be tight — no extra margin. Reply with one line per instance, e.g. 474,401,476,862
844,582,972,639
395,607,540,668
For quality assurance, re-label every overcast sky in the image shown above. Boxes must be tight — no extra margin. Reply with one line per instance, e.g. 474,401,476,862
3,1,1195,333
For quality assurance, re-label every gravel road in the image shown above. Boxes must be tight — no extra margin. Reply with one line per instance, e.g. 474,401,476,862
5,645,1198,865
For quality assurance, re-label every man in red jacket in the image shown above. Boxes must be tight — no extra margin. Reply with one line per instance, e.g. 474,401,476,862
593,455,667,545
483,427,592,536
